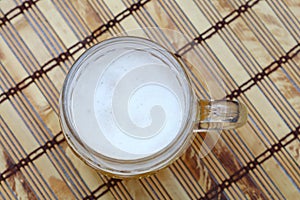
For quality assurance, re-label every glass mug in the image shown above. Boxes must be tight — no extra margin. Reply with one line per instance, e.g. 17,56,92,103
59,36,247,178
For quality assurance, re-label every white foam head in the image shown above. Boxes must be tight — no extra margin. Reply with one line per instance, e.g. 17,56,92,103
67,37,193,160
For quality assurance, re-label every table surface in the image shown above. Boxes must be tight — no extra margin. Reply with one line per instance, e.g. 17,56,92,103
1,0,299,199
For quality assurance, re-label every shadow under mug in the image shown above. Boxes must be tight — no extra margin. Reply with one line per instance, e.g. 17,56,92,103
59,36,248,178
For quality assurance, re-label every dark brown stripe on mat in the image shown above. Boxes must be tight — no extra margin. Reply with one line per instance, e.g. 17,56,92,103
0,0,39,27
0,0,151,104
82,179,122,200
227,43,300,99
0,132,64,183
199,125,300,200
176,0,260,56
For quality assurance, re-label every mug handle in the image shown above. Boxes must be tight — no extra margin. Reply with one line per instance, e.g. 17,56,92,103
193,100,248,132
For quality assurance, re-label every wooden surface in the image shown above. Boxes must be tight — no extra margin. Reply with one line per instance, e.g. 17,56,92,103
1,0,299,199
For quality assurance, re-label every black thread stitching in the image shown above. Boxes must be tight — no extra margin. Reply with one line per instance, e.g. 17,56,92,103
226,43,300,99
0,0,297,197
199,125,300,200
191,0,259,45
0,0,151,103
82,179,122,199
0,132,65,182
0,0,39,27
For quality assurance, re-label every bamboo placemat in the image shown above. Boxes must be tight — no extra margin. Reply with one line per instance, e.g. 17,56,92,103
1,0,299,199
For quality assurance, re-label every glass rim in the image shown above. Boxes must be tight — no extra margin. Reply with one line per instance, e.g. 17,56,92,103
59,36,198,176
